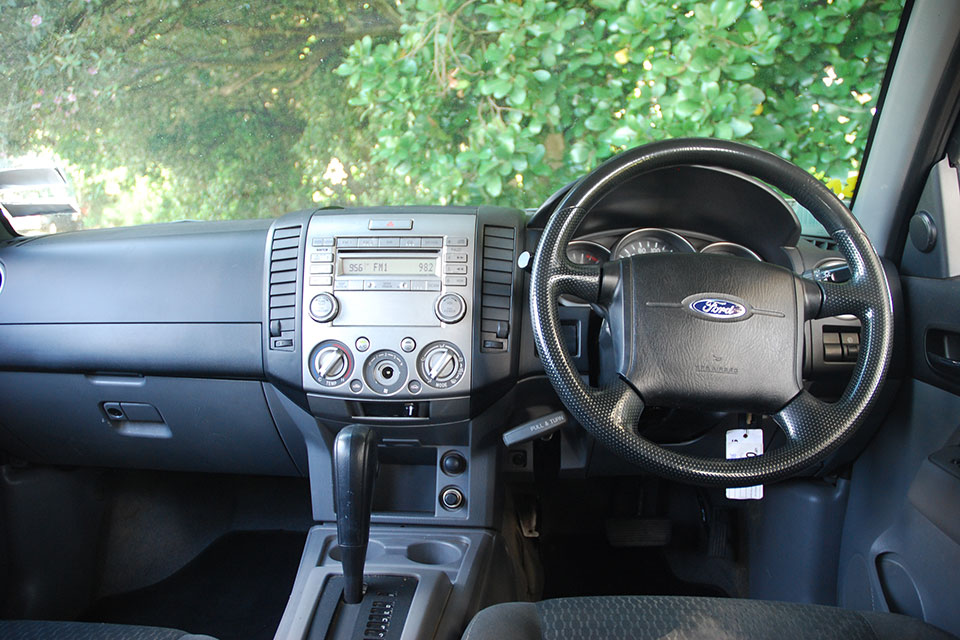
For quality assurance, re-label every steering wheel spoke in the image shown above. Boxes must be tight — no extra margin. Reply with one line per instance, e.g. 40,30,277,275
813,279,871,319
551,262,602,302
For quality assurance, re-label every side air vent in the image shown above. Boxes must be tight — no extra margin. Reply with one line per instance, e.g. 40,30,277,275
480,225,516,351
807,237,838,251
268,225,302,351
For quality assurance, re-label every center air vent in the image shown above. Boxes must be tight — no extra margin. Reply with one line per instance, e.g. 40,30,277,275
268,225,302,351
479,225,516,351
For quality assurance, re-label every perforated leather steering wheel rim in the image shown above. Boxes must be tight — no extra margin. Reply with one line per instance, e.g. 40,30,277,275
529,138,894,487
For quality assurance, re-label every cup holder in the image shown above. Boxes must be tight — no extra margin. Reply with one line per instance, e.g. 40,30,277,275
328,539,386,563
405,540,463,566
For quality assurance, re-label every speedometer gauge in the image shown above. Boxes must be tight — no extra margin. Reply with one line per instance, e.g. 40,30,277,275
611,228,695,259
566,240,610,265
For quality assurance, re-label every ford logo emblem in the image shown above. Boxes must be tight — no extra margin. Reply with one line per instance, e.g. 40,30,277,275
689,298,747,319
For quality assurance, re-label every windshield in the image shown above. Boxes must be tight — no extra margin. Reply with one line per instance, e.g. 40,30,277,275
1,1,904,235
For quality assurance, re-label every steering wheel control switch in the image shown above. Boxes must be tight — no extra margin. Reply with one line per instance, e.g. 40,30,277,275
502,411,568,448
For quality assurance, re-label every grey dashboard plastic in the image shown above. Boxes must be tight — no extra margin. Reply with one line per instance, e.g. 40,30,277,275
0,219,270,377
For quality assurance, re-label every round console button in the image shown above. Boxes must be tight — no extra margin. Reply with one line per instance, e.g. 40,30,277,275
309,292,339,323
400,337,416,353
349,379,363,393
441,452,467,476
408,380,422,394
440,486,465,510
355,337,371,352
435,293,466,324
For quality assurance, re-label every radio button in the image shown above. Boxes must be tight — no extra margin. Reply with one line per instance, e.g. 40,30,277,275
400,237,422,248
444,276,468,287
309,276,333,286
400,337,416,353
312,237,335,247
436,293,466,324
422,237,443,248
365,280,409,290
426,280,442,291
309,292,339,323
444,264,467,275
358,237,377,248
335,279,362,291
338,237,358,248
410,280,427,291
309,264,333,274
378,237,400,247
445,253,468,263
446,237,468,247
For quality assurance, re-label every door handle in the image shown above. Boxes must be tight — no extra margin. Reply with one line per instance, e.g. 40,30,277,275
926,328,960,382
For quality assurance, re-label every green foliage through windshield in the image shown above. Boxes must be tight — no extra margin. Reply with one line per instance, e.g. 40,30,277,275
0,0,904,232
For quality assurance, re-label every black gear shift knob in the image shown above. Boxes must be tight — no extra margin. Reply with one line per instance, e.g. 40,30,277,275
333,424,379,604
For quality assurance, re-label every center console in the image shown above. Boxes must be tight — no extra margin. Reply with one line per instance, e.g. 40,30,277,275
262,206,526,640
301,212,476,402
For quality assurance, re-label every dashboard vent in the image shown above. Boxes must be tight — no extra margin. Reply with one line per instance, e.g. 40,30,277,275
268,224,302,351
480,225,516,351
806,237,838,251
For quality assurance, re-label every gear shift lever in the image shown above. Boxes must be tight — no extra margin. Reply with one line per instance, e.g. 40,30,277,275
333,424,379,604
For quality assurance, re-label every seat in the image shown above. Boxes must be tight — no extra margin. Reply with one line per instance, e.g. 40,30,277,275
462,596,956,640
0,620,217,640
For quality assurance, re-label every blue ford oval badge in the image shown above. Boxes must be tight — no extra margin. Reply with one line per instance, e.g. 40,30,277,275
690,298,747,319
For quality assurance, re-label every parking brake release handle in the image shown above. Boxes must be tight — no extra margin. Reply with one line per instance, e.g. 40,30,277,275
502,411,568,448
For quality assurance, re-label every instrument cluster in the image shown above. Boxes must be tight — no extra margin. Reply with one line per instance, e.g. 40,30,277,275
566,227,761,265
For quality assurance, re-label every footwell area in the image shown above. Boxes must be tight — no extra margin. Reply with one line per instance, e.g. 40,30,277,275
83,530,306,640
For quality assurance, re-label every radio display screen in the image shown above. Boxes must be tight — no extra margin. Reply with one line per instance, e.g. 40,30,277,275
339,257,437,276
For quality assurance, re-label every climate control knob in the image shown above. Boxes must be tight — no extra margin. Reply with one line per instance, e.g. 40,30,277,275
417,341,465,390
309,341,352,387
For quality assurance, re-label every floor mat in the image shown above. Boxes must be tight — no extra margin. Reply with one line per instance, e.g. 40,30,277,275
539,533,728,599
83,530,306,640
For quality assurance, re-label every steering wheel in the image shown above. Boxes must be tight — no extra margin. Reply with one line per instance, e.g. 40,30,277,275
530,138,894,487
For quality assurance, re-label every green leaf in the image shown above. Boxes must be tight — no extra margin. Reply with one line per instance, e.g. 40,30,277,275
483,173,502,197
533,69,551,82
570,142,591,164
584,114,607,131
730,118,753,137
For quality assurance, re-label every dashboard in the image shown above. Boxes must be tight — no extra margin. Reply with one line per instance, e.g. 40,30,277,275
0,165,870,486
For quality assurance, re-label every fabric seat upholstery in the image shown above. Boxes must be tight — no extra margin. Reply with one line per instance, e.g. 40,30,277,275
0,620,217,640
462,596,956,640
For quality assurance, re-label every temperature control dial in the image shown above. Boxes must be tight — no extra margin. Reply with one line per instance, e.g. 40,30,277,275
309,340,352,387
417,341,465,390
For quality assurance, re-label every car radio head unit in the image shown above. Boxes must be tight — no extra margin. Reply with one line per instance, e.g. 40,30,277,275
301,212,476,400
